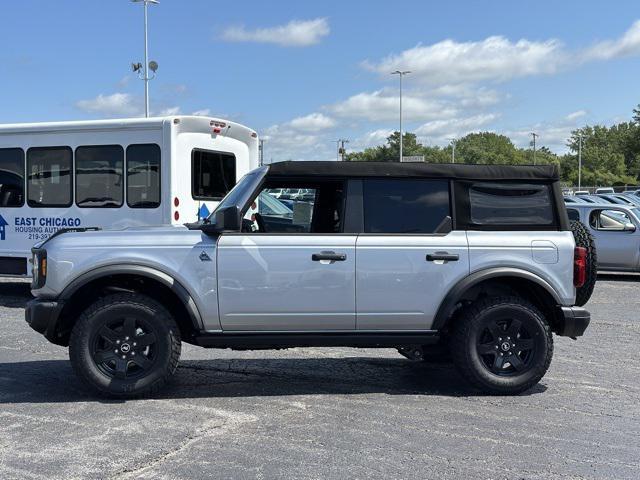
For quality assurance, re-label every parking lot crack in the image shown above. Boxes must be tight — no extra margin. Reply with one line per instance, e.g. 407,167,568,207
108,408,257,480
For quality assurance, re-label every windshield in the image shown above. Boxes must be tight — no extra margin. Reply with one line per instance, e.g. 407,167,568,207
204,166,268,223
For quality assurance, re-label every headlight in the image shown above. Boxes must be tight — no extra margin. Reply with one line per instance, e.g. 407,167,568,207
31,248,47,289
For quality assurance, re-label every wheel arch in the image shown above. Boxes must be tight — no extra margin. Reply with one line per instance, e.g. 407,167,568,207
54,265,204,346
432,268,563,331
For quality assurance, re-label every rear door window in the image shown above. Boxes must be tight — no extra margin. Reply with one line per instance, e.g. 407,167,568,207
363,179,450,234
192,149,236,201
468,183,554,226
0,148,25,207
127,144,161,208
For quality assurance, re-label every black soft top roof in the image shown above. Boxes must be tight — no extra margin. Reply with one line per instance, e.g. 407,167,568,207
267,161,558,181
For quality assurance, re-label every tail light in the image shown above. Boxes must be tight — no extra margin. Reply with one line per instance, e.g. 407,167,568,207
574,246,587,288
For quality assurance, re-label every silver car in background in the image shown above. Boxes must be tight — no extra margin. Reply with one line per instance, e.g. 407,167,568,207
566,203,640,271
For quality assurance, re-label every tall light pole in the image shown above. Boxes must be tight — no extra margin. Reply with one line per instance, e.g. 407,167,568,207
132,0,159,117
259,139,265,166
531,132,538,165
448,138,457,163
577,134,583,190
391,70,411,162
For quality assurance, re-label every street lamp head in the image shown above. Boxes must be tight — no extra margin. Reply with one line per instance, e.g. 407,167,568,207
131,62,143,73
149,60,158,73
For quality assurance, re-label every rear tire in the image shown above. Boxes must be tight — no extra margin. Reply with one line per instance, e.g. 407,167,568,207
450,296,553,395
69,293,181,398
570,220,597,307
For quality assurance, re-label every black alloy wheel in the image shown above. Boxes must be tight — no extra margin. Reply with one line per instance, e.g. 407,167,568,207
475,316,536,376
91,316,158,380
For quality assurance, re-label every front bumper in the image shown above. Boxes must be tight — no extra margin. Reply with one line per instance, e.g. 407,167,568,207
25,298,64,344
557,306,590,338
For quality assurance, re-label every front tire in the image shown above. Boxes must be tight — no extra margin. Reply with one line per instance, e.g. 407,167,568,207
450,296,553,395
69,293,181,398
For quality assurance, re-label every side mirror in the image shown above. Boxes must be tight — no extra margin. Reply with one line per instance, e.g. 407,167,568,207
215,205,241,232
624,222,636,232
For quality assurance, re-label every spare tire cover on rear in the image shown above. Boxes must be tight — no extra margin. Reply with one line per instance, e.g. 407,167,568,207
570,220,597,306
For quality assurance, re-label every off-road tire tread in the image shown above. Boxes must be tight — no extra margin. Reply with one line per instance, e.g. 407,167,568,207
69,292,181,399
570,220,597,307
450,296,553,395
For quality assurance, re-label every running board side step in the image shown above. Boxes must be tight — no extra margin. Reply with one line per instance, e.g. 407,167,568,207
192,331,440,350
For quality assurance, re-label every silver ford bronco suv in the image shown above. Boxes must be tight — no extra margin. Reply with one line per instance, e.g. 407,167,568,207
26,162,596,397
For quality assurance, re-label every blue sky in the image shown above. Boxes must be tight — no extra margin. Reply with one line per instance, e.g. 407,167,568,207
1,1,640,161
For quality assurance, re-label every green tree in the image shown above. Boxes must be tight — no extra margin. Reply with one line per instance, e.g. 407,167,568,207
454,132,525,165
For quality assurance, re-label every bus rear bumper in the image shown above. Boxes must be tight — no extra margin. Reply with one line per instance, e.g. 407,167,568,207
25,298,64,344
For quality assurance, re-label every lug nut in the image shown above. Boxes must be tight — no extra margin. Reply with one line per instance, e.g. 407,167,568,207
132,352,136,356
125,337,130,341
116,340,121,344
121,355,126,360
133,343,137,347
114,350,118,354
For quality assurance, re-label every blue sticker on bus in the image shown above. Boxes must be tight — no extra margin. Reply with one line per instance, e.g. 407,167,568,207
0,214,8,240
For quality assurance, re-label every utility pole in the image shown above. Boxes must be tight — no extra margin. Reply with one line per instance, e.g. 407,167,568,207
531,132,538,165
132,0,159,117
336,139,349,161
391,70,411,162
448,138,457,163
578,134,583,190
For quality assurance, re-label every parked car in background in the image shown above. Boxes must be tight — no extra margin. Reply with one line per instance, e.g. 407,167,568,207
574,190,591,196
566,203,640,271
619,193,640,206
596,194,635,205
595,187,615,194
564,196,589,204
580,195,607,204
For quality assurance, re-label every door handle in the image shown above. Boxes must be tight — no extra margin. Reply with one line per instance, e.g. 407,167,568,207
426,252,459,262
312,251,347,262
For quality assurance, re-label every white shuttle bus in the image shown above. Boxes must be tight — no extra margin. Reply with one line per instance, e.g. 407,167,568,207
0,116,259,276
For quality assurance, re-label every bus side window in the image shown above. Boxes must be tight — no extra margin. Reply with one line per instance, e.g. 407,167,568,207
192,149,236,201
127,144,161,208
0,148,25,207
27,147,73,208
76,145,124,208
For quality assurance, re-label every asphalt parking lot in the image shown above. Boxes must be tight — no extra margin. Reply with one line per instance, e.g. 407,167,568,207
0,276,639,480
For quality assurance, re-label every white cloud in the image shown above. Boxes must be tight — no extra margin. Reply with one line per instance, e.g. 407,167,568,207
76,93,141,117
351,129,394,150
583,20,640,61
221,18,329,47
565,110,587,121
116,76,131,89
328,88,458,122
288,112,335,131
362,20,640,86
363,36,564,85
415,113,500,140
503,110,590,152
158,106,181,116
192,109,211,116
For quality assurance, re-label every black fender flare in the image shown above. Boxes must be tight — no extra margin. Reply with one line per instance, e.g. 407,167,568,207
432,267,562,330
59,264,204,330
